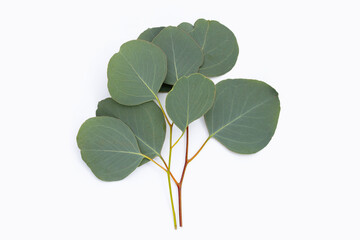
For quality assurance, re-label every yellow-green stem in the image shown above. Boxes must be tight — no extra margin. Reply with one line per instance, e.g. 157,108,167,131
139,154,167,172
172,131,185,148
155,96,171,126
168,124,177,229
153,96,178,229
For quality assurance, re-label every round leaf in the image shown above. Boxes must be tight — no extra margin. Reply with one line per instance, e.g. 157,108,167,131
166,73,215,132
189,19,239,77
96,98,166,166
152,26,203,85
107,40,167,106
138,27,164,42
77,117,143,181
178,22,194,33
205,79,280,154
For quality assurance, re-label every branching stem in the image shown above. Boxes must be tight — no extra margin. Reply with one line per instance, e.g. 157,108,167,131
188,136,211,163
153,96,211,228
154,96,178,229
172,131,185,148
140,154,178,184
177,126,189,227
140,154,168,172
176,128,212,227
155,96,171,126
159,155,178,185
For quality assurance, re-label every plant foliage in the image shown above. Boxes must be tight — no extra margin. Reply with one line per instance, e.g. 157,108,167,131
77,18,281,229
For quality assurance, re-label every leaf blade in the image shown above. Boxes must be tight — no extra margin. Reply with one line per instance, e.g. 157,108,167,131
178,22,194,33
77,117,143,181
96,98,166,165
166,73,215,131
190,19,239,77
107,40,167,106
204,79,280,154
152,26,203,85
138,27,165,42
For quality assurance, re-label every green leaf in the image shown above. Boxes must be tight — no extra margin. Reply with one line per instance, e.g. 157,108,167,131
178,22,193,33
204,79,280,154
76,117,144,181
159,83,173,93
166,73,215,132
138,27,164,42
96,98,166,166
107,40,167,106
189,19,239,77
152,26,203,85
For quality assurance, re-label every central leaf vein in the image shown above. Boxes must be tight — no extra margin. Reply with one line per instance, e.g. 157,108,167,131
211,98,273,137
119,52,157,99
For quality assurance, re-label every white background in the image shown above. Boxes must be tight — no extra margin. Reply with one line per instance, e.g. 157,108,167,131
1,0,359,239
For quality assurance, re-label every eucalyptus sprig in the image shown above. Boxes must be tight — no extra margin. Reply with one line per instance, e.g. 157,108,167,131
77,18,281,229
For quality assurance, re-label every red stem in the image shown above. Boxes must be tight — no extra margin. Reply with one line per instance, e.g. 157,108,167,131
178,126,189,227
177,186,183,227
